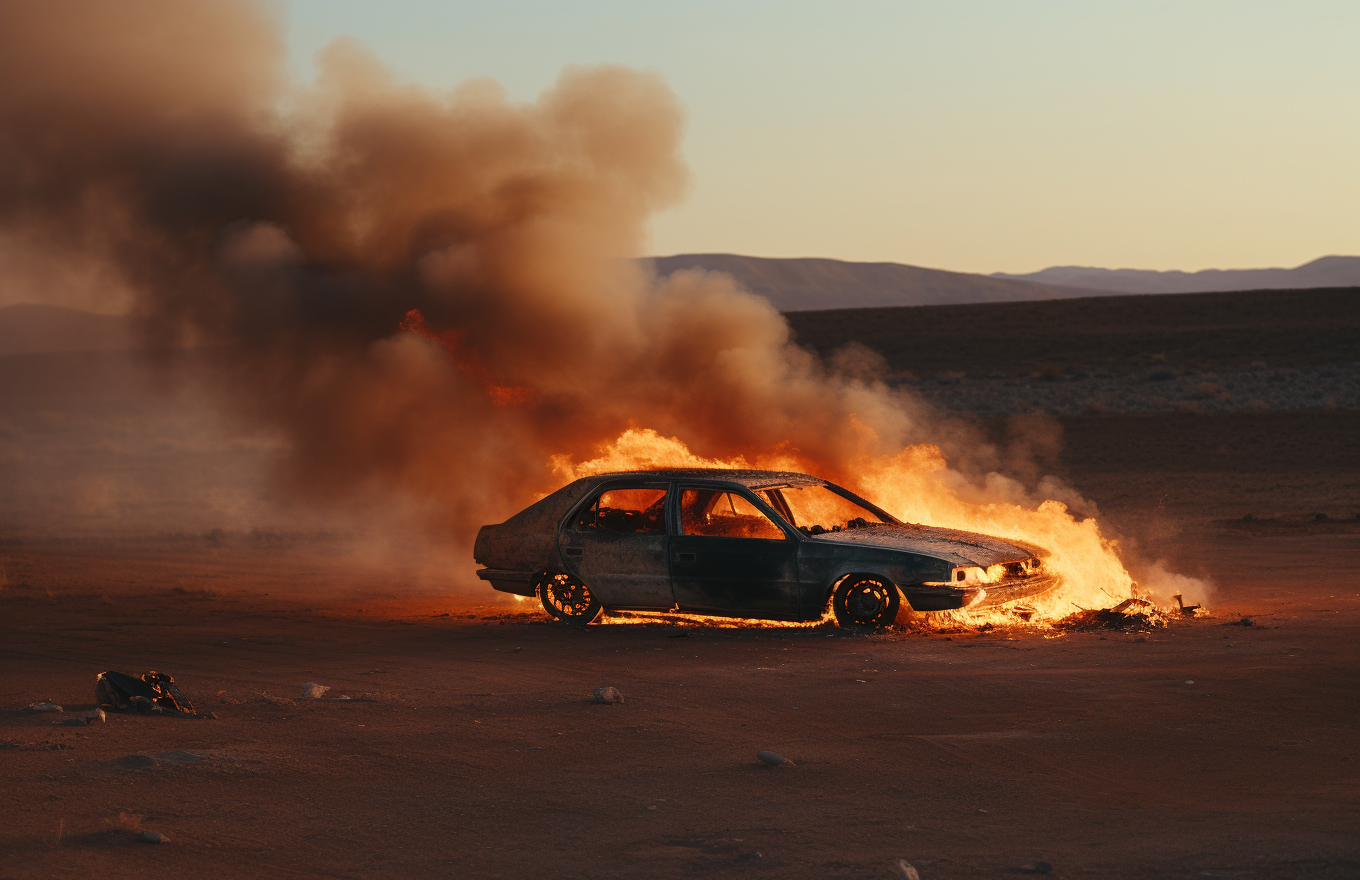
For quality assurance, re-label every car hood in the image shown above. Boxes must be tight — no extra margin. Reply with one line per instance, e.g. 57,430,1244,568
809,523,1047,568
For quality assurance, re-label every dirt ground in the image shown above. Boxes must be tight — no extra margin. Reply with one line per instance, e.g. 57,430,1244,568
2,413,1358,879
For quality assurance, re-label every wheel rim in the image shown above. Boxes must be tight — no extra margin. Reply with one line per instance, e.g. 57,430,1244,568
542,574,596,620
843,579,891,624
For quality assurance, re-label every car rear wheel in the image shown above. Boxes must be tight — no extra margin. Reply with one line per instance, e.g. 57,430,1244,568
539,574,602,626
832,576,900,628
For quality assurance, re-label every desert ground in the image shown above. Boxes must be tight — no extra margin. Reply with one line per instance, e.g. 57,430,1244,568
2,289,1358,878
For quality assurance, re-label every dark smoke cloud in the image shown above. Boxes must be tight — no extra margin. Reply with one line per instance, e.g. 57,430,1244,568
0,1,1185,613
0,0,935,533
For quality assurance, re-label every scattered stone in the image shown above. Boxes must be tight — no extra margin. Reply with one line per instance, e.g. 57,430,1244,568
592,687,623,704
1018,862,1052,875
893,860,921,880
27,701,62,713
756,750,793,767
298,682,330,700
139,830,167,844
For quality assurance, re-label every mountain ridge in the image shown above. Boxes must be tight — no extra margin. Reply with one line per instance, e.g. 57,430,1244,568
991,255,1360,295
649,253,1360,311
646,253,1104,311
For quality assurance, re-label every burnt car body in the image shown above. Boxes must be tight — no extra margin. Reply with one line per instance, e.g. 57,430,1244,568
473,469,1058,627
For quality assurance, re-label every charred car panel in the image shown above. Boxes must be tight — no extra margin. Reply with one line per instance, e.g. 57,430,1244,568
474,468,1059,626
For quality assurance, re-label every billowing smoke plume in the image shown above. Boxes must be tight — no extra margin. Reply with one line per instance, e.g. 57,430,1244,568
0,0,1199,610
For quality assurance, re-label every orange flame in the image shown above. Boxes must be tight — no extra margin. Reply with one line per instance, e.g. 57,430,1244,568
554,427,1134,623
400,309,533,406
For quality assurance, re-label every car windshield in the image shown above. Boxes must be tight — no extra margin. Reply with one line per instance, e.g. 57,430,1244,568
765,484,888,536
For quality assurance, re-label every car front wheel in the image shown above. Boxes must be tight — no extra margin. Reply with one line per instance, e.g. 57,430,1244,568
832,576,900,628
539,573,602,626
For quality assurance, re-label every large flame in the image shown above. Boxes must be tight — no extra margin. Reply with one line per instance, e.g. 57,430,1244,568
556,428,1132,622
0,0,1196,619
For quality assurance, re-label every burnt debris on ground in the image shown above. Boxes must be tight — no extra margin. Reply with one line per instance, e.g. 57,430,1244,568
95,670,199,717
1057,598,1174,633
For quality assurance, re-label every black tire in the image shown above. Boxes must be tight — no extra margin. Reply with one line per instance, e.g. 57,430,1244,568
539,574,602,626
832,576,900,629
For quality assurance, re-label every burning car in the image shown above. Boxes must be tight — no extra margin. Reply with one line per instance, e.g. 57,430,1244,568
474,469,1059,627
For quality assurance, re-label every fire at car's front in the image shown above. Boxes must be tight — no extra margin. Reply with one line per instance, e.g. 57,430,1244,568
810,522,1061,611
925,555,1060,609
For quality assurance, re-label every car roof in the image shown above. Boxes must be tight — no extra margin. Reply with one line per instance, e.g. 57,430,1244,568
587,468,825,490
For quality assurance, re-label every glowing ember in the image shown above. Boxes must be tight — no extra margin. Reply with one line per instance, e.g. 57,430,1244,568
400,309,533,406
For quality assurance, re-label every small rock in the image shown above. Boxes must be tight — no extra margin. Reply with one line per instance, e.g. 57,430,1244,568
139,830,167,844
756,750,792,767
27,701,62,713
513,647,523,653
592,687,623,704
1018,862,1052,875
298,683,330,700
893,860,921,880
89,709,107,724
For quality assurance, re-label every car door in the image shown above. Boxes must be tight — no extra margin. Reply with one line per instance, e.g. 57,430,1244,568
558,482,674,609
669,485,800,618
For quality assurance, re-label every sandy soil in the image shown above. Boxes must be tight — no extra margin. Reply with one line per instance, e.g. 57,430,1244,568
3,412,1358,880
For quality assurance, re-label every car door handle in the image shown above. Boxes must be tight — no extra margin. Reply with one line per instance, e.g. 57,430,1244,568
676,552,696,562
565,547,583,557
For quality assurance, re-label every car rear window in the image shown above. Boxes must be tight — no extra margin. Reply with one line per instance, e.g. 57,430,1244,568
576,487,667,533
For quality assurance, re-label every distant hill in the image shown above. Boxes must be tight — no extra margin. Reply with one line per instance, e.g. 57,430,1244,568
992,255,1360,295
647,254,1104,311
0,303,136,356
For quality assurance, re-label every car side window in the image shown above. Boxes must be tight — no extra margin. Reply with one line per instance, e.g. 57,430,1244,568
679,488,786,540
576,487,667,534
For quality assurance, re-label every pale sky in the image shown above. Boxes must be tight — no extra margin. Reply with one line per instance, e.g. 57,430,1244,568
286,1,1359,274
